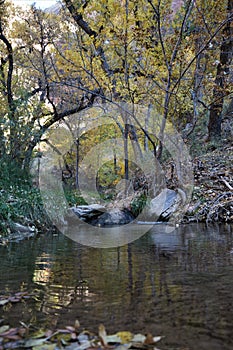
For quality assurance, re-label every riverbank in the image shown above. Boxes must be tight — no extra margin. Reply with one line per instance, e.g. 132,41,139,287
0,160,51,243
184,145,233,223
0,145,232,244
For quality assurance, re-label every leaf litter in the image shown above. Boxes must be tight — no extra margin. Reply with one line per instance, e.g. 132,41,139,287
0,291,32,307
0,320,163,350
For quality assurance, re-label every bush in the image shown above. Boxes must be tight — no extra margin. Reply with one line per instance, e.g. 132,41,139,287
0,159,49,236
130,194,148,217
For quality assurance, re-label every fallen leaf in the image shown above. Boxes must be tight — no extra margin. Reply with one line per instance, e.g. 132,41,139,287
0,299,9,306
63,343,80,350
98,324,107,346
0,325,10,334
65,340,91,350
106,335,122,344
152,336,163,343
71,332,77,340
32,344,56,350
53,333,71,343
65,326,76,333
56,329,71,334
44,330,53,338
24,338,48,348
0,328,18,338
115,343,132,350
144,334,163,345
1,340,24,349
116,332,133,344
61,338,69,346
144,333,154,345
131,334,146,343
77,333,89,343
8,297,21,303
74,320,80,331
18,328,27,337
6,335,22,341
31,329,47,339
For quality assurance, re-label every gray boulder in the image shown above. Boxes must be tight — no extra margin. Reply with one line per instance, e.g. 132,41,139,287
7,222,36,242
90,208,135,226
149,188,180,221
12,222,35,233
67,204,106,222
66,204,134,226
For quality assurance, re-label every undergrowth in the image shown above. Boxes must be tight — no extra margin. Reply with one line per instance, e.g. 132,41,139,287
0,159,49,236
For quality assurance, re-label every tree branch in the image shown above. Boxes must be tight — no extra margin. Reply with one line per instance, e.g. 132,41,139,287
0,20,14,109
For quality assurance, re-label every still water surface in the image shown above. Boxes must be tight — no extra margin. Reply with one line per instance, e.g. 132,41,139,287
0,223,233,350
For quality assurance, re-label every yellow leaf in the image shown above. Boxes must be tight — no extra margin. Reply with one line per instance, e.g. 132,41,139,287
116,331,133,344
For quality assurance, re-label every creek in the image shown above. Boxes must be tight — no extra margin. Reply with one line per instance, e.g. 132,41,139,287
0,223,233,350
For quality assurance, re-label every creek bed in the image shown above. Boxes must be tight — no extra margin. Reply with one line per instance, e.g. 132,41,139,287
0,223,233,350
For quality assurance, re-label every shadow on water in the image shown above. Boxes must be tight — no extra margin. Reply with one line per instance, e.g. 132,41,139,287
0,223,233,350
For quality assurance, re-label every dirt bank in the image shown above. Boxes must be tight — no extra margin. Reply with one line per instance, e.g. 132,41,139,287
184,145,233,223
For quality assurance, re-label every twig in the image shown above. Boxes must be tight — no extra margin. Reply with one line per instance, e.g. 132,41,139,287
220,177,233,191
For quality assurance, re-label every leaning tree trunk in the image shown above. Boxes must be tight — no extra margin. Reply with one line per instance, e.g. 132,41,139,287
208,0,233,141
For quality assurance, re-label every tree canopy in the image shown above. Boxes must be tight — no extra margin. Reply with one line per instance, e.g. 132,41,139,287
0,0,232,168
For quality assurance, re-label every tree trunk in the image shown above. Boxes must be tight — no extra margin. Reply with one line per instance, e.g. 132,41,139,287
208,0,233,140
75,138,80,190
124,123,129,181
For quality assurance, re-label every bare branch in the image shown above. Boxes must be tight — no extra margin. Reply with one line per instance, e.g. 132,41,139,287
171,15,233,93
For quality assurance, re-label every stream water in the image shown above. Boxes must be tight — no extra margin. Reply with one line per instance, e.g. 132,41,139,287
0,223,233,350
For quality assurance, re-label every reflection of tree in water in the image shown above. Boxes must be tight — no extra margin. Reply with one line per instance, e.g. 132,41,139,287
1,224,233,347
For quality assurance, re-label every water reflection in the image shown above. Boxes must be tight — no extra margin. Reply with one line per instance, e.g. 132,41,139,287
34,253,52,284
0,223,233,350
